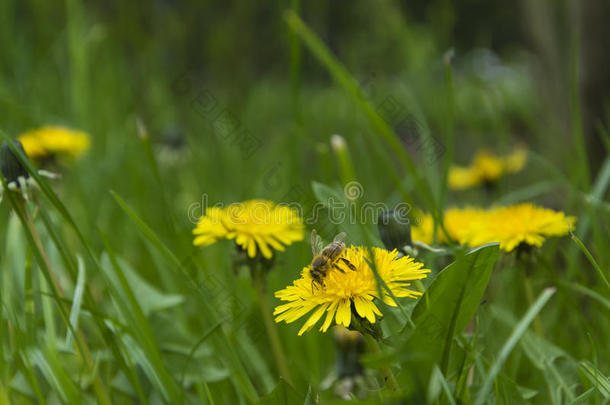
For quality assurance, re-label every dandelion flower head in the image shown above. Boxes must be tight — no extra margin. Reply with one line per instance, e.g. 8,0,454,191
449,148,527,190
411,203,575,252
193,200,304,259
18,126,91,160
468,203,576,252
274,246,430,335
411,207,486,245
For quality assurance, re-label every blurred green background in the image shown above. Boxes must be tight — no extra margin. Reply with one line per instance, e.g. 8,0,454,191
1,1,609,404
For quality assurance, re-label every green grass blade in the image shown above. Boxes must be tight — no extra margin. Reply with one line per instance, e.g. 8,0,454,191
570,232,610,293
475,287,556,405
98,230,182,402
283,10,438,212
568,387,596,405
579,361,610,398
109,191,260,403
64,256,86,349
558,281,610,312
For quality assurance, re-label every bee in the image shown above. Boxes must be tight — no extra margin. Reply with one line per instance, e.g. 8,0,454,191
309,230,356,292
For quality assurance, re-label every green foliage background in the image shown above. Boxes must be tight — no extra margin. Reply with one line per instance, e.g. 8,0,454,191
0,1,609,404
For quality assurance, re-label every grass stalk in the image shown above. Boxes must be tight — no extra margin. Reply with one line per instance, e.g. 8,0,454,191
521,267,544,337
253,269,293,385
14,201,112,405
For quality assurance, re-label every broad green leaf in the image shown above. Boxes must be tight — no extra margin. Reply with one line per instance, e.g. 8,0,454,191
100,253,184,317
311,181,344,209
404,243,500,374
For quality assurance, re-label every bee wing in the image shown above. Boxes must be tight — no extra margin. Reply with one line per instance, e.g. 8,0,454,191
333,232,347,244
311,229,324,255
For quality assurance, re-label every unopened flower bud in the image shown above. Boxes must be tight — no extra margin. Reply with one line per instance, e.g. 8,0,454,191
0,141,29,184
330,134,346,152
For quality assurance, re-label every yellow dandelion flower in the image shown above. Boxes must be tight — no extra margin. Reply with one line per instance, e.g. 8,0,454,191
411,204,575,252
472,149,504,179
18,126,91,160
411,207,486,245
410,213,436,245
447,166,484,190
448,148,527,190
502,148,527,173
467,203,576,252
192,200,304,259
274,246,430,335
446,207,495,244
192,207,230,247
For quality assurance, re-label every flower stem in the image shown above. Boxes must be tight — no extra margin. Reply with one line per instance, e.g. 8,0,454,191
253,270,293,385
521,268,544,336
363,333,399,391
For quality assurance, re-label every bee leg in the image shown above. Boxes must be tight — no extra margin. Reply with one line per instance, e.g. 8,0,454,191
339,257,357,271
332,263,346,273
311,280,323,294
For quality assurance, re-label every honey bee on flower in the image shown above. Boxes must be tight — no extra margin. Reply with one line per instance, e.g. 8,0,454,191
274,245,430,336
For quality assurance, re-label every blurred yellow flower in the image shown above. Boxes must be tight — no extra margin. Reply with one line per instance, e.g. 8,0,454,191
18,126,91,160
410,213,436,245
468,203,576,252
411,207,486,245
449,148,527,190
193,200,304,259
411,203,575,252
274,246,429,335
